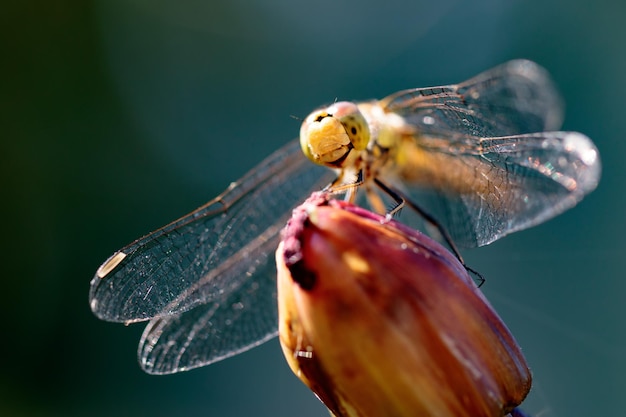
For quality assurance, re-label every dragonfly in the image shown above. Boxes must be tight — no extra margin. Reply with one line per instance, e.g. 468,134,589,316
89,59,601,374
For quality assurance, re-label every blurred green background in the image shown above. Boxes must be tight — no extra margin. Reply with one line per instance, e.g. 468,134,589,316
2,0,624,416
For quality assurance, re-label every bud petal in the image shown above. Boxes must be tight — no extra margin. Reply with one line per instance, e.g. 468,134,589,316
276,193,531,417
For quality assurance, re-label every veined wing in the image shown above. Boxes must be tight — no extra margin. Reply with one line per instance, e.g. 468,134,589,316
391,131,601,247
137,253,279,374
89,139,333,323
379,59,599,247
381,59,564,139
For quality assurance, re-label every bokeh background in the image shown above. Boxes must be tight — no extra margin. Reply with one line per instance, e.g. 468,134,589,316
3,0,624,416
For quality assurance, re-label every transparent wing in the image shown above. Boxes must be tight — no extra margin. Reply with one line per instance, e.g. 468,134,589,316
381,59,564,138
89,139,333,323
137,252,278,374
379,60,599,247
391,131,601,247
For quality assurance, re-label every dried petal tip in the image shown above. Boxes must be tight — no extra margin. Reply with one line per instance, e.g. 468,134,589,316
276,194,531,417
280,192,330,290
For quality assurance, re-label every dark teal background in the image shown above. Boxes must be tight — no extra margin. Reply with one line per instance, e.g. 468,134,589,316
2,1,624,416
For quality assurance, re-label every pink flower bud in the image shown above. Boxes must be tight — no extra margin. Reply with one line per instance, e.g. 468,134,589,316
276,193,531,417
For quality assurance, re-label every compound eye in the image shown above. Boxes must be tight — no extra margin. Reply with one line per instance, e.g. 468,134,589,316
299,102,370,168
326,102,369,152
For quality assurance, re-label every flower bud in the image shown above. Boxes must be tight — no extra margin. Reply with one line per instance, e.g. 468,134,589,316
276,193,531,417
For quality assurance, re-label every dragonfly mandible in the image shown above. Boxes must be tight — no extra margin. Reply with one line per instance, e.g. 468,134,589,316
89,59,600,374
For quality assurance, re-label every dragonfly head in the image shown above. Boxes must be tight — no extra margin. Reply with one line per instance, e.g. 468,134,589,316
300,101,370,168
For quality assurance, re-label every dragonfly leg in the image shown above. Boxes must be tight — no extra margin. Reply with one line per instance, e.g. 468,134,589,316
324,170,365,204
374,178,485,287
383,192,404,219
365,185,390,215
